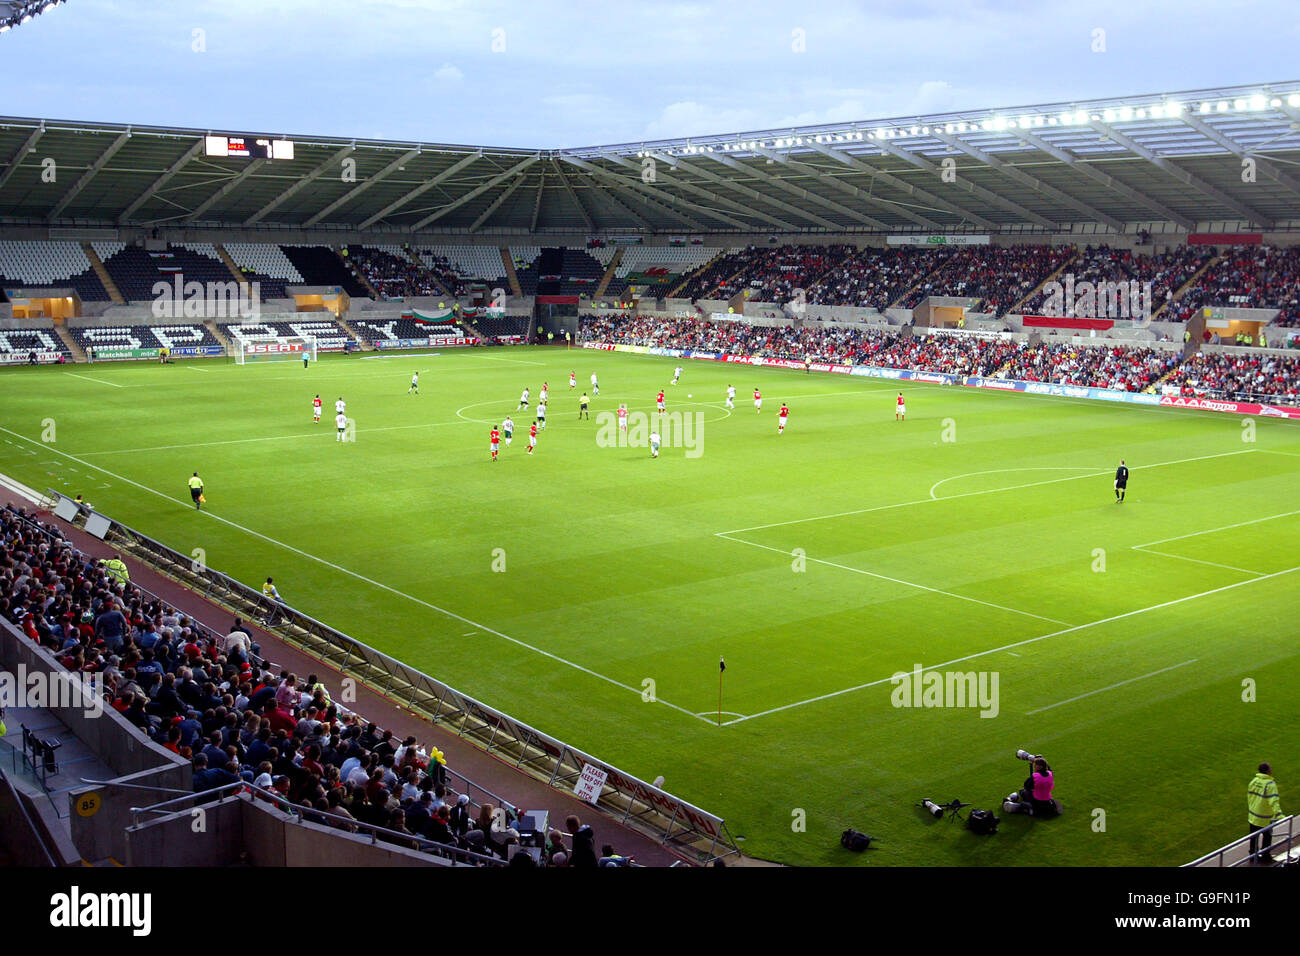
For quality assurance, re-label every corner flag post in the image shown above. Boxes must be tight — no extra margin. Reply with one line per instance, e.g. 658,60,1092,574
718,657,726,725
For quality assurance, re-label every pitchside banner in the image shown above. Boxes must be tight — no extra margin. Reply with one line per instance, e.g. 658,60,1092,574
375,336,478,349
583,341,1300,419
0,352,63,364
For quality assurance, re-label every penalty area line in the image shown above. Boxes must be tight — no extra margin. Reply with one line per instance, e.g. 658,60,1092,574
1025,658,1199,715
721,565,1298,725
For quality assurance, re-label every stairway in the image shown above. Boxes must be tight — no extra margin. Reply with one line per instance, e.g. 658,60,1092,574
1152,254,1221,321
335,247,380,299
335,315,373,351
1008,248,1080,316
500,248,523,297
81,243,125,304
402,247,453,299
205,320,232,353
53,320,86,362
212,242,254,295
668,247,729,299
593,248,624,298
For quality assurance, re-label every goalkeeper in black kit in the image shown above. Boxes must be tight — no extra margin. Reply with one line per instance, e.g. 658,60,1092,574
1114,459,1129,503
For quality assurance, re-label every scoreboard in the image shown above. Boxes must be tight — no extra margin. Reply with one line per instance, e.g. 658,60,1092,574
204,135,295,161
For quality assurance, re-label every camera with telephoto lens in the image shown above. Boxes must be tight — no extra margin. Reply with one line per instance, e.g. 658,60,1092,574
921,798,944,819
1015,749,1042,762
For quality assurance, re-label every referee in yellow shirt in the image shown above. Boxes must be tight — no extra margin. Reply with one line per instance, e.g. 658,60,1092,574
188,472,204,510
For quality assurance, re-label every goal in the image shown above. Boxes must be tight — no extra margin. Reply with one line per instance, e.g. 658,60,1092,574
233,336,318,364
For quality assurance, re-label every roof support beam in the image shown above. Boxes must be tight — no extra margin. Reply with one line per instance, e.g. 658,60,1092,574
1088,120,1273,227
303,148,420,226
749,146,911,229
1013,129,1195,230
185,159,267,222
530,168,545,232
117,140,204,224
561,155,723,230
357,152,481,229
48,130,131,221
804,141,999,229
1177,112,1300,202
870,138,1058,228
408,155,540,231
641,152,802,230
551,159,595,231
243,143,356,225
469,171,527,232
669,154,843,229
706,151,889,229
0,123,44,194
929,131,1125,232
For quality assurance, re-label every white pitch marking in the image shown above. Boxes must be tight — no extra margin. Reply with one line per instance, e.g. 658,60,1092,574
1025,659,1199,715
718,532,1071,627
929,466,1102,500
722,565,1296,725
0,424,713,726
1131,547,1265,576
717,449,1257,536
63,372,124,388
1131,509,1300,550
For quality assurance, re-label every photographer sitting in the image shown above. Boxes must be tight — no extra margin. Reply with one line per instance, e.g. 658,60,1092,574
1022,758,1058,817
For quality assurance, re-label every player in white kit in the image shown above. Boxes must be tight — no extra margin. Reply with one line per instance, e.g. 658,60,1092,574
590,372,599,396
335,412,348,441
517,387,530,410
672,366,682,385
725,385,735,409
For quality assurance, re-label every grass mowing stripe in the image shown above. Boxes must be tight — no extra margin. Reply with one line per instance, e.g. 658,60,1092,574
1025,659,1200,715
1131,508,1300,549
723,564,1297,725
0,422,714,726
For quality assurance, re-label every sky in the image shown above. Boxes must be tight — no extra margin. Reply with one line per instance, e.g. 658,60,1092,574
1,0,1298,148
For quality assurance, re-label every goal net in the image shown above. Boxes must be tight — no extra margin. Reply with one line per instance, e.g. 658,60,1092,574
233,336,318,364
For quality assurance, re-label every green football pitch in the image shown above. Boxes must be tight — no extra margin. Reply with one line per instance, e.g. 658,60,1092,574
1,347,1297,866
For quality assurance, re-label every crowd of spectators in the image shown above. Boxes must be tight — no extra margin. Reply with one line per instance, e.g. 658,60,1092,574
897,245,1074,316
676,244,856,303
346,247,449,299
581,315,1232,394
807,248,954,311
1169,246,1300,326
0,504,624,868
1163,351,1300,402
1027,244,1212,317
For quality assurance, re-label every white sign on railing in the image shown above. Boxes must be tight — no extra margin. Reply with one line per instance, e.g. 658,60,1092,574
574,763,609,804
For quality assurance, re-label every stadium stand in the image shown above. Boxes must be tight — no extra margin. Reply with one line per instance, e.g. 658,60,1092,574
71,324,221,355
349,317,466,345
417,246,510,294
1168,245,1300,326
807,246,952,310
1164,350,1300,401
0,241,111,301
280,245,370,298
0,328,72,362
215,243,302,300
0,502,625,867
220,319,354,350
1024,244,1213,317
605,245,723,299
472,314,531,340
896,244,1074,315
346,245,443,299
994,342,1182,390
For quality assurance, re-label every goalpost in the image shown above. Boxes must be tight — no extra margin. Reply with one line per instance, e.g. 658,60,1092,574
233,336,318,364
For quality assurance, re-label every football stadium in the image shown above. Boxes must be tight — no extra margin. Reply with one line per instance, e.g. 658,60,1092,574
0,2,1296,904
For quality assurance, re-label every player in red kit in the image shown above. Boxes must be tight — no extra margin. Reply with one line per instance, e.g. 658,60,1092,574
312,395,322,423
896,392,906,422
527,421,538,454
656,390,666,413
753,388,762,412
489,428,500,461
778,403,788,434
618,403,628,433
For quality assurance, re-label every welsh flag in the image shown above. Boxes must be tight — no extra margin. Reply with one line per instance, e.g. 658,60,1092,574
406,307,456,325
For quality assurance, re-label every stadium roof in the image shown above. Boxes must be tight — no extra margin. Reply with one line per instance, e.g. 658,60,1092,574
3,80,1300,236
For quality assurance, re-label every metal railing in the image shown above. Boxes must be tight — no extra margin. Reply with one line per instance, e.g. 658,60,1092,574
1184,815,1298,867
129,780,507,867
43,493,739,864
0,764,58,867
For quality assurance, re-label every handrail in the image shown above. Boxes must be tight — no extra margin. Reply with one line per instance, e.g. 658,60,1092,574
1184,814,1297,867
42,493,737,863
128,780,507,867
79,778,192,796
0,765,58,867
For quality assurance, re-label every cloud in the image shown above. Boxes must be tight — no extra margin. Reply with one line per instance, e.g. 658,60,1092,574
433,63,464,84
